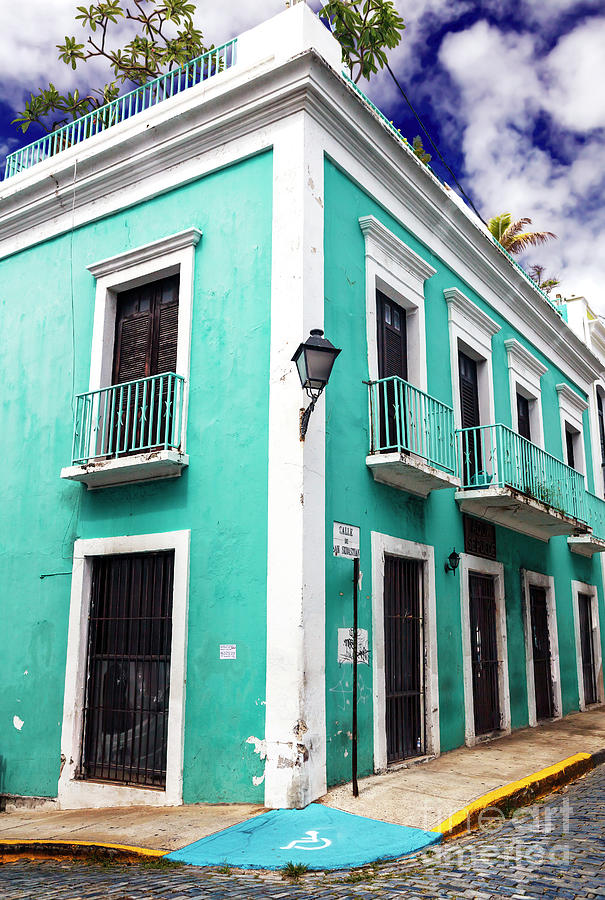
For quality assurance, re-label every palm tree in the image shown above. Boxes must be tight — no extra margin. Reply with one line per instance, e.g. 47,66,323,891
487,213,557,255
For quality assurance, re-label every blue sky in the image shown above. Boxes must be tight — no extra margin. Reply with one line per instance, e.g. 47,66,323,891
1,0,604,306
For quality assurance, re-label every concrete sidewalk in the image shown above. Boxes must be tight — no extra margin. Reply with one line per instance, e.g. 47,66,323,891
322,708,605,831
0,708,603,856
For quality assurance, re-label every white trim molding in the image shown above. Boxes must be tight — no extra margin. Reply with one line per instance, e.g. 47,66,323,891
571,580,604,710
556,383,588,478
521,569,562,726
459,553,511,746
505,339,546,448
445,287,500,429
371,532,439,772
359,215,435,392
58,530,190,809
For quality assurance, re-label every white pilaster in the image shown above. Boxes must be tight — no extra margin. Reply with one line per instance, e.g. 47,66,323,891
263,111,327,809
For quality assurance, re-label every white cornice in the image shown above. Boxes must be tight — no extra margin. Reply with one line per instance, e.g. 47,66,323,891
87,228,202,279
504,339,547,380
556,383,589,413
0,50,602,389
358,215,436,283
444,287,501,338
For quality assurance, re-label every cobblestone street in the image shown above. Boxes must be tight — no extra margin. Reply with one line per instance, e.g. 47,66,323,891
1,764,604,899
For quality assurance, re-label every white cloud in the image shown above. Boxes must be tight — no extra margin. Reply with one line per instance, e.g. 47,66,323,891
437,19,605,308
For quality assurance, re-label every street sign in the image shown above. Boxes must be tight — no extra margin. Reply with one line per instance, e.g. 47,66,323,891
333,522,360,559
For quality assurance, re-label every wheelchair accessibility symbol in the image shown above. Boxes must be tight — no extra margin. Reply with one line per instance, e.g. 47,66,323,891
280,830,332,851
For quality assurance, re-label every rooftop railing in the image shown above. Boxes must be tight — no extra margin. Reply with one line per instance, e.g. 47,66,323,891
72,372,185,465
368,376,457,475
457,423,588,524
4,38,237,180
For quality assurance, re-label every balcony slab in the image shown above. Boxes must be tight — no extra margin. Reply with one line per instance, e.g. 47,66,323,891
366,453,460,498
568,534,605,557
455,487,589,542
61,449,189,489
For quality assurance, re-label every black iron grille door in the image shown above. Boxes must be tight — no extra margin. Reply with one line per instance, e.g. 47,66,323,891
529,586,554,720
80,551,175,787
469,573,501,736
578,593,597,706
384,555,424,764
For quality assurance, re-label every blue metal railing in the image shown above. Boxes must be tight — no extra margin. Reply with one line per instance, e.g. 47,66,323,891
456,423,588,524
4,39,237,179
72,372,185,465
368,376,456,474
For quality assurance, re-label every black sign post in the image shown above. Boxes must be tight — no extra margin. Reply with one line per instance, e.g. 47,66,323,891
333,521,361,798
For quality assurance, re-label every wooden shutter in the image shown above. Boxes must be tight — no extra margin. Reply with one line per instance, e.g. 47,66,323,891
154,302,179,374
458,352,480,429
517,393,531,441
113,312,152,384
377,291,407,380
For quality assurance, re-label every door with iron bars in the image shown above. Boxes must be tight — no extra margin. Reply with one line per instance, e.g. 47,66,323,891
469,572,501,737
377,291,407,452
79,551,175,788
529,585,554,720
108,275,180,456
578,593,598,706
383,555,424,763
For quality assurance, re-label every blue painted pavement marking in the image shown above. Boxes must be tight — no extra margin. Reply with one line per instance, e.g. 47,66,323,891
166,802,441,870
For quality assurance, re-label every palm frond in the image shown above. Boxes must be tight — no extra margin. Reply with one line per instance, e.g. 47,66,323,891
507,230,557,254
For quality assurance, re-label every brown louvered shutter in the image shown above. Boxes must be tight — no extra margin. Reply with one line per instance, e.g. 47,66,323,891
458,352,480,429
113,312,152,384
154,302,179,374
377,290,407,380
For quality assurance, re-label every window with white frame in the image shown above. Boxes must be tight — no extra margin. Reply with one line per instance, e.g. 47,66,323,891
505,339,546,447
556,383,588,477
359,215,436,391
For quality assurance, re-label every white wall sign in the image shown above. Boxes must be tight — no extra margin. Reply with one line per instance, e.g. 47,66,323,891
220,644,237,660
338,628,369,664
333,522,360,559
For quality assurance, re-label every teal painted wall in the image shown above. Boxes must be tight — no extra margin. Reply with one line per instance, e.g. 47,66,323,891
323,158,605,787
0,151,273,803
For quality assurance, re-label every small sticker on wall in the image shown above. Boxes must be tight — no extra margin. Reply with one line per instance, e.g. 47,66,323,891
337,628,369,664
220,644,237,660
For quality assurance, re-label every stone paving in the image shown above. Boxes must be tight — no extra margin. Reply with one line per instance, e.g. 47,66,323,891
1,764,604,898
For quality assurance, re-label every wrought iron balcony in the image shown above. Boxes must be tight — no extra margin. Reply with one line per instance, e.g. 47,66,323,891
366,376,459,496
456,423,590,540
4,39,237,179
61,372,188,489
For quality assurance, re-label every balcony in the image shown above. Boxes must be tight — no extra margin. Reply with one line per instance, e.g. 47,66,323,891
60,373,188,489
455,424,590,541
568,491,605,556
366,377,459,497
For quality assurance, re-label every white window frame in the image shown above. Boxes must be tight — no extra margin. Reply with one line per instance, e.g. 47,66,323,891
445,287,500,431
459,553,511,746
556,383,588,480
58,530,190,809
589,380,605,498
521,569,562,726
371,532,439,772
571,580,604,709
87,228,202,454
359,215,436,392
505,339,546,448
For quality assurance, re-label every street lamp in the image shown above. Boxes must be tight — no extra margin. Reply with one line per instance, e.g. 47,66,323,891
444,549,461,574
292,329,341,440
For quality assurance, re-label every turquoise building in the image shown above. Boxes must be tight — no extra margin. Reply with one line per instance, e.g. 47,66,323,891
0,4,603,813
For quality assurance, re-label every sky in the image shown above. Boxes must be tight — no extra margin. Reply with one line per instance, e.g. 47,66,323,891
1,0,604,308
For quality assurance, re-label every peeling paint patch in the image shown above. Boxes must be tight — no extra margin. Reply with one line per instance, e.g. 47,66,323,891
13,715,24,731
246,735,267,760
252,774,265,786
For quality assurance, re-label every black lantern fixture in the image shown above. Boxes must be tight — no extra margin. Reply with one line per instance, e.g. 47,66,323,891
444,549,460,574
292,329,341,439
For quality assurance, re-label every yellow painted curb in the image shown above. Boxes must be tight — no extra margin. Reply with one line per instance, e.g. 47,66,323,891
434,751,592,838
0,838,167,861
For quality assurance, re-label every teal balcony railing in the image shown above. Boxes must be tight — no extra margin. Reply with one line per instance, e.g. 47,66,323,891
72,372,185,465
584,490,605,540
4,38,237,180
457,423,588,524
368,376,457,474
